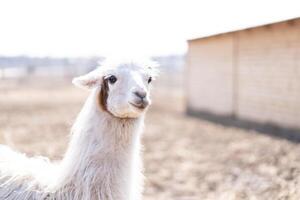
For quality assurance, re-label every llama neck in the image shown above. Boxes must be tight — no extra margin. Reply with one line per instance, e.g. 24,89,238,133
56,90,144,199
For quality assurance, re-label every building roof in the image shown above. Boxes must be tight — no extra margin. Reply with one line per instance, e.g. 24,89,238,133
188,15,300,41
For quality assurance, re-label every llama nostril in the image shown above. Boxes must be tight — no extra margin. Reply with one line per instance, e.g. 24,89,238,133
134,91,147,99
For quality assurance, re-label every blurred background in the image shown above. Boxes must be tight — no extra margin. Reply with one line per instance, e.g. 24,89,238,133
1,0,300,199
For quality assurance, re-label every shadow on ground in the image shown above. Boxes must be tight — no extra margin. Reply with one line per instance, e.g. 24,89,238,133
187,108,300,143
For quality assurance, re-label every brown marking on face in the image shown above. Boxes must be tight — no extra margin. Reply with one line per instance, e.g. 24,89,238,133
98,77,109,112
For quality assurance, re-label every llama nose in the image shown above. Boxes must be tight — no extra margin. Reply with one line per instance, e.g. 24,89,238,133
134,91,147,99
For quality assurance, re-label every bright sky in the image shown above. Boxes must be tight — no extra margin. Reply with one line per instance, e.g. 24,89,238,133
0,0,299,57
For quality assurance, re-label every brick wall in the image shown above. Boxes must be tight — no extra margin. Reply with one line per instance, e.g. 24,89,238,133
237,20,300,128
187,19,300,129
186,34,235,115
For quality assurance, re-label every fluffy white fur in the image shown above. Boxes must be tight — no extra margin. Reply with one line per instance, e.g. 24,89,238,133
0,58,158,200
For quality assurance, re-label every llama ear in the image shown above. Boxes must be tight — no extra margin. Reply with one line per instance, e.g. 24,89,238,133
72,70,102,90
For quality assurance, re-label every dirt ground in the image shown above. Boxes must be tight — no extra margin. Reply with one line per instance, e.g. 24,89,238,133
0,79,300,200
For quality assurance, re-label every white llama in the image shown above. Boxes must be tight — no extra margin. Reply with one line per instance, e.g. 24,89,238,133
0,58,158,200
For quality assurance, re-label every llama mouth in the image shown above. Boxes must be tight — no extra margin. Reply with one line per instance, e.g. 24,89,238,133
129,102,147,110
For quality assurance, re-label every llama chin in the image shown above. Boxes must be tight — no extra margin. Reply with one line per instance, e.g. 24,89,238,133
0,58,159,200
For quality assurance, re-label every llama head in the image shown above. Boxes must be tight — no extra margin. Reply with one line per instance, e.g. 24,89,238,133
72,58,159,118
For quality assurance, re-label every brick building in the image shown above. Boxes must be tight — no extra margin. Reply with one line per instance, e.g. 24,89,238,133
186,17,300,130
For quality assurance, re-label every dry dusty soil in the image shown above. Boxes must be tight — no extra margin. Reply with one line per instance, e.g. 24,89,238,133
0,80,300,200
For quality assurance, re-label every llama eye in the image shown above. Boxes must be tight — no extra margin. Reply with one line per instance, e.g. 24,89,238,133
108,75,117,84
148,77,152,84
